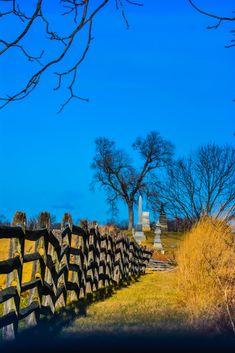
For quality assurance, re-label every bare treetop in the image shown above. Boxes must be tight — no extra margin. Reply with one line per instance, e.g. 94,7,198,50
91,131,174,230
154,143,235,223
0,0,142,112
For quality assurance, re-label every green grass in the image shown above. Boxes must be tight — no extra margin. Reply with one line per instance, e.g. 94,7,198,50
161,232,185,258
141,231,184,248
141,231,185,261
143,231,155,246
0,232,186,337
63,270,188,336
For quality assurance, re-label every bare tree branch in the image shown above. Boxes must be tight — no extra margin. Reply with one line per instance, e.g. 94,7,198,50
188,0,235,22
188,1,235,49
0,0,141,112
153,144,235,224
91,131,174,230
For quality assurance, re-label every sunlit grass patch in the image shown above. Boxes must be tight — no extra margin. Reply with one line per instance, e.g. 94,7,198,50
63,270,187,336
142,231,185,262
161,232,184,254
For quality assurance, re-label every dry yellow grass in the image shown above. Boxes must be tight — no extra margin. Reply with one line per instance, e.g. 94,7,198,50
0,238,36,289
161,232,184,255
177,218,235,333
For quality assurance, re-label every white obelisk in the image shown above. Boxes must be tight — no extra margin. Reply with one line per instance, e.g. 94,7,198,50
137,195,143,231
134,195,145,244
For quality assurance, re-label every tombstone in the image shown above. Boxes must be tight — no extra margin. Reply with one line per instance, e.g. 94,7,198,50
136,195,143,232
142,212,151,232
159,203,168,233
134,195,146,244
153,221,164,253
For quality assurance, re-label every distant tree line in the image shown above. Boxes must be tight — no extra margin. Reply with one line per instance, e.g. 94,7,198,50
149,143,235,225
92,132,235,229
2,135,234,232
0,213,59,229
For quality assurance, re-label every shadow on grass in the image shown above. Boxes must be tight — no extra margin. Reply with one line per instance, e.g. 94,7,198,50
18,286,117,340
0,280,140,351
1,278,235,353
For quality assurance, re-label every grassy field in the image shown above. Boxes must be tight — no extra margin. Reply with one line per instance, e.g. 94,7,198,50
141,231,185,261
63,270,188,336
61,232,187,336
0,231,184,319
161,232,185,257
4,269,233,353
1,228,234,352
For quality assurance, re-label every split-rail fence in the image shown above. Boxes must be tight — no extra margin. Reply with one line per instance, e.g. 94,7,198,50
0,212,152,340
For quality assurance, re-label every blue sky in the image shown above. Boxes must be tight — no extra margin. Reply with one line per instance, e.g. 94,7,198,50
0,0,234,224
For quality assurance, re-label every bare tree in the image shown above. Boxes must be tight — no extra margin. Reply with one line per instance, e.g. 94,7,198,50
91,131,174,230
0,0,142,112
28,215,38,230
27,212,59,229
188,0,235,48
152,143,235,224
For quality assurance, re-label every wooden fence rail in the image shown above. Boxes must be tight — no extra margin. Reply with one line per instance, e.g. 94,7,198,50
0,212,152,340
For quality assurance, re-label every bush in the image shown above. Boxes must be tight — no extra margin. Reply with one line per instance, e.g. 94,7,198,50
177,217,235,334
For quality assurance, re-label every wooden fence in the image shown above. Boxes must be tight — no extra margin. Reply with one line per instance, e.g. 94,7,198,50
0,212,152,340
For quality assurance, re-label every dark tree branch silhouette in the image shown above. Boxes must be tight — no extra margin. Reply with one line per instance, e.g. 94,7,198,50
188,0,235,48
150,143,235,224
0,0,140,112
91,131,174,230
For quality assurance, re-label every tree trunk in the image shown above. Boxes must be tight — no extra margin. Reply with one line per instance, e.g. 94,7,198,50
128,202,134,230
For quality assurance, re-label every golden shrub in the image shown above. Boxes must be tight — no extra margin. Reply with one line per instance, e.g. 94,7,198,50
177,217,235,333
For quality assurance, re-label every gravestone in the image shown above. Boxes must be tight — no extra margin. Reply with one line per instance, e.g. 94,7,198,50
142,212,151,232
159,203,168,233
134,195,146,244
136,195,143,232
153,221,164,253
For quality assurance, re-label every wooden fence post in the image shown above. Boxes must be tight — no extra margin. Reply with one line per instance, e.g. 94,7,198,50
24,212,49,327
55,215,70,310
2,211,25,340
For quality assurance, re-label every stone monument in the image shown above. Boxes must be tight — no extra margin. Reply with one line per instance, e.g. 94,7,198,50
136,195,143,231
153,221,164,253
134,195,146,244
142,212,151,232
159,203,168,233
